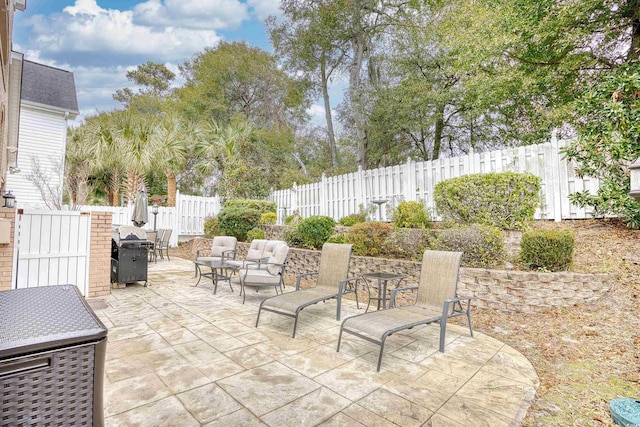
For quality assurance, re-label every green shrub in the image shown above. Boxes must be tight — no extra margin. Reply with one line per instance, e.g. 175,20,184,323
346,222,394,256
383,228,432,261
246,228,266,241
297,216,336,249
284,214,299,225
433,225,506,268
283,225,302,247
223,199,276,214
391,201,432,229
338,213,367,227
203,216,220,238
260,212,277,225
218,206,261,241
327,233,347,244
520,229,575,271
434,172,541,230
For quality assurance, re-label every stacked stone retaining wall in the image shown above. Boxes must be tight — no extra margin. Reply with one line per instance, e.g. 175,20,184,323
191,238,615,313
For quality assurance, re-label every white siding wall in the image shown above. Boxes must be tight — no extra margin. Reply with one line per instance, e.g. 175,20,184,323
6,105,67,209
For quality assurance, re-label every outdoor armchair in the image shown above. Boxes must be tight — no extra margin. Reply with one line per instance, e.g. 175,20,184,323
195,236,237,276
256,243,359,338
239,243,289,304
156,229,172,261
337,250,475,371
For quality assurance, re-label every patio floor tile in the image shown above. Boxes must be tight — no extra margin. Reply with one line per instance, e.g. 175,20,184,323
217,361,320,416
356,388,433,426
314,359,389,401
261,387,350,427
105,396,199,427
177,383,243,423
318,412,366,426
201,409,265,427
104,373,172,417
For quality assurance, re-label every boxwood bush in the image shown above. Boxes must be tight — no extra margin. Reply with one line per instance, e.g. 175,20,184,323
203,216,220,238
218,206,261,241
346,222,394,256
246,228,266,241
434,172,541,230
338,213,367,226
297,216,336,249
392,201,432,229
520,229,575,271
260,212,277,224
433,224,506,268
223,199,276,214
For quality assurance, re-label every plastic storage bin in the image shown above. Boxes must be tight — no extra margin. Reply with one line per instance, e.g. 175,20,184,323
0,285,108,426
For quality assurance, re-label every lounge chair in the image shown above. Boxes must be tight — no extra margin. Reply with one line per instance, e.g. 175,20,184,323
337,250,474,371
195,235,237,276
256,243,358,337
239,243,289,304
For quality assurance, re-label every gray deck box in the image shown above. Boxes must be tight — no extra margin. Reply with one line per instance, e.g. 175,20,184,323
0,285,108,426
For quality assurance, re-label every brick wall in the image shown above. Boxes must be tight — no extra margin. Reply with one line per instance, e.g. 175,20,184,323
88,212,112,297
0,208,15,291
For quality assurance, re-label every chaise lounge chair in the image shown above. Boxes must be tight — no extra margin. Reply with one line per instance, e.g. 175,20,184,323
255,243,358,337
337,250,474,371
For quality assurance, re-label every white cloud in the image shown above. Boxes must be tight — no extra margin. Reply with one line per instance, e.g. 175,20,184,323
133,0,249,30
247,0,280,21
25,0,223,66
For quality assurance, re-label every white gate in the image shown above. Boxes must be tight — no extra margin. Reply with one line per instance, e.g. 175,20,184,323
13,210,91,295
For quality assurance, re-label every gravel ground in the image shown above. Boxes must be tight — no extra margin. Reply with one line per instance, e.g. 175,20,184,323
172,219,640,425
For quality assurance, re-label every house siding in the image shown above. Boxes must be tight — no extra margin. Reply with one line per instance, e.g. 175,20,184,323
5,106,67,209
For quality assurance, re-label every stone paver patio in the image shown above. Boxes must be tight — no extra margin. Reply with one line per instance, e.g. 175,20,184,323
90,258,539,426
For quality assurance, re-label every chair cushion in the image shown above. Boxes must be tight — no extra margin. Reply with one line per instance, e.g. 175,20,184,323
247,239,268,260
263,240,286,258
266,244,289,275
240,269,282,285
210,236,237,257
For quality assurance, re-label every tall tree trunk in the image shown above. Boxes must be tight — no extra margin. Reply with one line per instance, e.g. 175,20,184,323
167,172,177,207
433,103,445,160
110,169,120,206
350,29,368,168
321,59,338,169
629,12,640,60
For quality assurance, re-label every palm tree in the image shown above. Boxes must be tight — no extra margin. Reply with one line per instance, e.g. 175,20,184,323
152,114,196,206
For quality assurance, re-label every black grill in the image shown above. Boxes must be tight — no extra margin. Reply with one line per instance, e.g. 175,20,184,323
110,226,152,286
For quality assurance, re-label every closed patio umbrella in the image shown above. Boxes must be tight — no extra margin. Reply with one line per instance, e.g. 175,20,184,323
132,183,148,227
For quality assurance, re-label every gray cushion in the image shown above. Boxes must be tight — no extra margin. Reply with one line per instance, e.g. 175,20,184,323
240,269,282,285
266,243,289,275
210,236,237,257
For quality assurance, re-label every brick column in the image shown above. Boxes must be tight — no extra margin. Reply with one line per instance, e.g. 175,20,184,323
0,208,15,291
88,211,112,297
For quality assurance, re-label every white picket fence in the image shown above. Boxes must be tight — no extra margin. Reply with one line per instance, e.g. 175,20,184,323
81,191,221,247
77,137,600,241
269,137,600,223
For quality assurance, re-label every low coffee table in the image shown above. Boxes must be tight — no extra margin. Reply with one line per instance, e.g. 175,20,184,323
194,259,238,295
359,272,407,312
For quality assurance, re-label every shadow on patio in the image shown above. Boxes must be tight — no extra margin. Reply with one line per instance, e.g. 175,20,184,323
90,258,538,426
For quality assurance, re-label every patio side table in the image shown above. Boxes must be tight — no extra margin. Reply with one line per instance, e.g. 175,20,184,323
194,259,238,295
360,272,407,312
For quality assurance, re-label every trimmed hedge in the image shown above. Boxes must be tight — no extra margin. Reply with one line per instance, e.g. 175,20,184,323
218,206,261,241
520,229,575,271
392,201,431,229
223,199,276,214
297,216,336,249
433,225,506,268
434,172,541,230
346,222,394,256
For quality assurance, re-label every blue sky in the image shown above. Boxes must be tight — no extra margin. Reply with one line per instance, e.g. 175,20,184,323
12,0,335,124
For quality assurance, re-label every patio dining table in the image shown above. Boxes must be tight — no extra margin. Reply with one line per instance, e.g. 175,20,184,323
194,259,239,295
